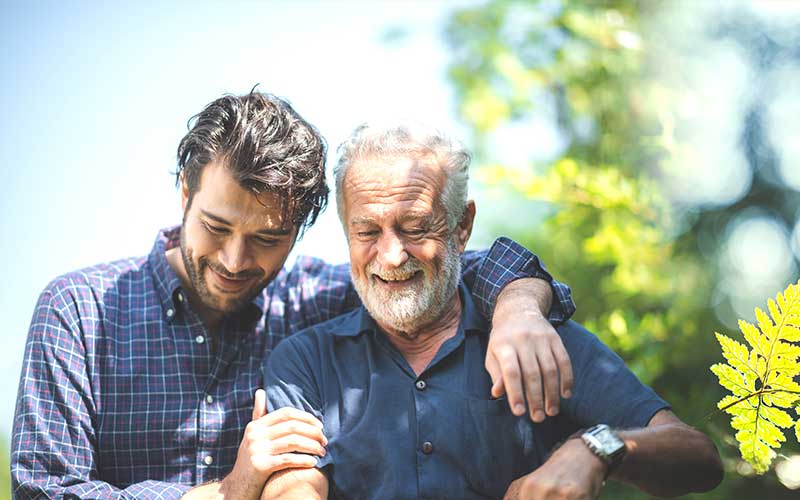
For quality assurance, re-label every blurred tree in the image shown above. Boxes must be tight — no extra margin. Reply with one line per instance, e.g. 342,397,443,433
445,0,800,498
1,436,10,500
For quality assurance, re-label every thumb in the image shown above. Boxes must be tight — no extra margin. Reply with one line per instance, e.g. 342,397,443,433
252,388,267,421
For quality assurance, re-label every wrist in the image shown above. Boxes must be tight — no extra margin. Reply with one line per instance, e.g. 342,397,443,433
580,424,627,479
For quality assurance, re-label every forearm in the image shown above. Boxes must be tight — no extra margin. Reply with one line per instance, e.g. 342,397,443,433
493,277,552,322
613,421,723,497
261,468,328,500
12,476,190,500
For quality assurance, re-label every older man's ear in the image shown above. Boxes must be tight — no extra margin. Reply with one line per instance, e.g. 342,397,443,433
456,200,476,252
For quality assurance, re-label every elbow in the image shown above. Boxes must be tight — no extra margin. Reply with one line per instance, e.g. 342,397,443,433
693,440,724,493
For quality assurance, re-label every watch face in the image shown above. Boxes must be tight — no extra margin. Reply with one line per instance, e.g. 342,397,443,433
595,428,625,453
583,425,626,464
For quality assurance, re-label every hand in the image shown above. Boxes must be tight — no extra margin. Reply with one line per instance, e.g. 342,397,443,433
487,306,574,422
503,439,606,500
220,389,327,499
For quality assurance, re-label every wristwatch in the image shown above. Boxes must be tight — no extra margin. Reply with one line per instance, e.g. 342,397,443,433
580,424,626,478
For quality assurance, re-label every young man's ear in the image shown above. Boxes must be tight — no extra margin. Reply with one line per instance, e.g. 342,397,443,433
180,173,190,212
456,200,476,252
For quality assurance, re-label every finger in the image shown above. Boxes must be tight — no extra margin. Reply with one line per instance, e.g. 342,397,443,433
262,407,324,429
518,345,545,423
485,352,505,398
267,452,319,474
535,349,560,418
252,389,267,421
551,339,574,399
491,377,505,400
268,434,327,457
495,345,526,416
266,419,328,446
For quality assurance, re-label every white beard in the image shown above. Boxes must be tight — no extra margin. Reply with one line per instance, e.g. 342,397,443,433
352,237,462,334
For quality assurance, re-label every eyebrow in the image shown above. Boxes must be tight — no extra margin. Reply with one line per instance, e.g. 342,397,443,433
200,210,292,236
349,216,376,226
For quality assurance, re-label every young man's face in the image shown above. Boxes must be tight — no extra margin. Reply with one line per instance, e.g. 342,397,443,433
179,161,297,316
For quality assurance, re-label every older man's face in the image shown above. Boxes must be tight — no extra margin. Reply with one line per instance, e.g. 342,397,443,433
342,155,466,334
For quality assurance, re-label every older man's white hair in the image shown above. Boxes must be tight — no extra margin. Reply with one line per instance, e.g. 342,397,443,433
333,121,471,232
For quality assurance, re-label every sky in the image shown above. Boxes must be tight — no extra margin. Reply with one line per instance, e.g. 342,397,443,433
0,0,484,436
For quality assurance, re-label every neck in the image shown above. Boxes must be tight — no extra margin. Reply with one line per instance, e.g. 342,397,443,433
376,292,462,375
165,247,223,333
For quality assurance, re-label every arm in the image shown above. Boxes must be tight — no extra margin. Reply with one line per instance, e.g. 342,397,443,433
261,468,328,500
504,410,723,499
181,392,326,500
464,237,576,422
11,284,190,500
486,277,575,423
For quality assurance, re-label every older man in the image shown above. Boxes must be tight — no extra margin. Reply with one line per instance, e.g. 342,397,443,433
262,123,724,499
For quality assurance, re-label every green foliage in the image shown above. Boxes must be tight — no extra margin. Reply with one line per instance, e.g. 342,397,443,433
712,281,800,474
446,0,709,386
445,0,800,496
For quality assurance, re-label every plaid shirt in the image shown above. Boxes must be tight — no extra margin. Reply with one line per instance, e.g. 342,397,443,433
11,226,574,499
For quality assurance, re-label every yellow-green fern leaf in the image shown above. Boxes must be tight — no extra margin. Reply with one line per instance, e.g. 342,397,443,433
712,280,800,474
711,363,752,398
715,333,755,376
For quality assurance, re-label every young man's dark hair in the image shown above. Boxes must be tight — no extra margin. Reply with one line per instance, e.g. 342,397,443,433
176,90,328,234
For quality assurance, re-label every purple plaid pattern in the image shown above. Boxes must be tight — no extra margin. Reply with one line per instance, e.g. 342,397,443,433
11,227,574,499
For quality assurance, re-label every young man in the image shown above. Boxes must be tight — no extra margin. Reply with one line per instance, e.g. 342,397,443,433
12,92,575,499
263,123,723,499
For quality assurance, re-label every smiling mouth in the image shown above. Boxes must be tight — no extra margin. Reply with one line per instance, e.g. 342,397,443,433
374,271,422,286
209,267,253,292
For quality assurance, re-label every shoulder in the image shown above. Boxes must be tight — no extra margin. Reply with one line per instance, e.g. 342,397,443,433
556,320,602,352
555,320,629,374
39,256,148,308
272,256,349,287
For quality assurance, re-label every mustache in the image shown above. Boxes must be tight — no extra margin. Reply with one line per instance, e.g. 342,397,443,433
202,257,264,280
367,258,422,279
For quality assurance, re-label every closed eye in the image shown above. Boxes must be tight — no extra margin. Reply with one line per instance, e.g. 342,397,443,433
203,222,229,235
253,237,280,247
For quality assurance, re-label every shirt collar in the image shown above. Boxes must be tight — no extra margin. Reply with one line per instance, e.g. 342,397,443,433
330,281,487,337
147,225,265,325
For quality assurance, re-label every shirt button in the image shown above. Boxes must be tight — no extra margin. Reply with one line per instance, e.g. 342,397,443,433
203,455,214,465
165,308,175,318
205,394,214,404
415,380,427,391
195,335,205,344
421,441,434,454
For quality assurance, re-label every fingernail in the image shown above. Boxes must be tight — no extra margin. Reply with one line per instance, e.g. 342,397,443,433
534,410,545,422
564,390,572,398
514,404,525,415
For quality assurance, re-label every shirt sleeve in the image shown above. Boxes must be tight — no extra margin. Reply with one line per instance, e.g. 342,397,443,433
11,283,190,500
262,334,332,470
465,237,576,325
558,321,670,429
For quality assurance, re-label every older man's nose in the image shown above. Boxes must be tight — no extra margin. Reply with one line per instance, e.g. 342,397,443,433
376,232,409,269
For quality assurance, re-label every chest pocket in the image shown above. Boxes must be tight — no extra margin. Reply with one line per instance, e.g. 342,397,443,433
461,398,539,499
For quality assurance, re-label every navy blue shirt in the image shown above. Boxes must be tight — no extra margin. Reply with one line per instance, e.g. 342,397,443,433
264,285,669,500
